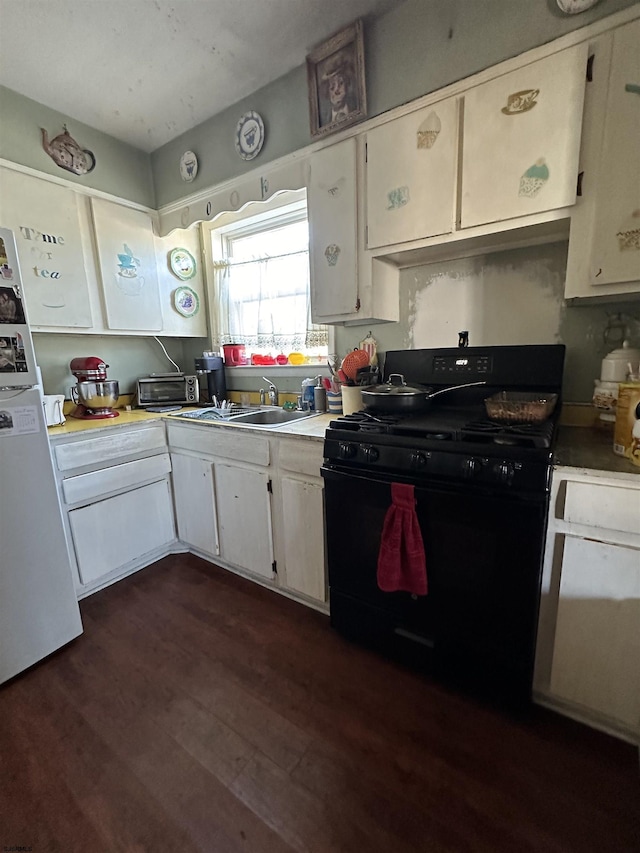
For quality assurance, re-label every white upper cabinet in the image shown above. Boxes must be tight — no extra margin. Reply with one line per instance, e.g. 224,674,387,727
307,137,399,325
0,165,207,335
0,167,93,328
461,44,588,229
308,138,359,320
566,19,640,299
365,97,458,249
91,198,162,331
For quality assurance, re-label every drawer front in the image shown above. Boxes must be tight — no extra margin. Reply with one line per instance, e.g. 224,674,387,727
62,453,171,505
69,480,175,585
55,424,166,472
278,439,323,478
563,480,640,535
167,422,270,466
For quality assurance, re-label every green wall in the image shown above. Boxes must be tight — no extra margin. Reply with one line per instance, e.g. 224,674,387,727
151,0,639,207
0,86,155,207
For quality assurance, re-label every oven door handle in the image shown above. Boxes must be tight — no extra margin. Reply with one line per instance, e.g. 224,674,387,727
321,463,547,506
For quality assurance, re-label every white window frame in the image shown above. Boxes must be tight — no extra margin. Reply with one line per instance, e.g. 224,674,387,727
201,191,334,373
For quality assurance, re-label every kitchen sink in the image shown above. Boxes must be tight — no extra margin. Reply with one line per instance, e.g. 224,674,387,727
168,406,321,428
228,408,317,425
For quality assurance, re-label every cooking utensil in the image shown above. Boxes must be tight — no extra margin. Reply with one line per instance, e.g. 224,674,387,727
361,374,486,413
484,391,558,423
341,348,370,381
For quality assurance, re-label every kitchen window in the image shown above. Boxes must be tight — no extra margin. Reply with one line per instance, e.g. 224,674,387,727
204,196,329,362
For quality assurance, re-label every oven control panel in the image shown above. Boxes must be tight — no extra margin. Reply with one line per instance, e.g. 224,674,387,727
433,354,492,375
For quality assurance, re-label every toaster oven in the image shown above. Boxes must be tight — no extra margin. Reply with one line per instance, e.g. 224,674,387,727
136,373,198,407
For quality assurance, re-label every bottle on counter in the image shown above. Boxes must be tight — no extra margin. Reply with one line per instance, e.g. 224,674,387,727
301,377,315,411
313,376,327,412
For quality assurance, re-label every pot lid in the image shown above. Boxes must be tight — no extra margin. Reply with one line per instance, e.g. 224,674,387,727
362,374,427,396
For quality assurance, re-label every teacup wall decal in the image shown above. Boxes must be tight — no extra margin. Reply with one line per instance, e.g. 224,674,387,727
501,88,540,115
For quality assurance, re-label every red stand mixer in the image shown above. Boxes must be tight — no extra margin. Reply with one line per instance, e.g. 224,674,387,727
69,356,120,419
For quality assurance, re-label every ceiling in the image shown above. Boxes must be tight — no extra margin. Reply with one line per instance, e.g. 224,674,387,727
0,0,400,153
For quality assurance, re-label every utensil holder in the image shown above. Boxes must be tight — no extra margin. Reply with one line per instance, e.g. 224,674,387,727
327,391,343,414
341,385,363,416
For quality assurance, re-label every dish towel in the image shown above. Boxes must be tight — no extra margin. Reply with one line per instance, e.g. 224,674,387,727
377,483,428,596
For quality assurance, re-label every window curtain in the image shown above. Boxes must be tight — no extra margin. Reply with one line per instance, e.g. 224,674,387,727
210,251,328,352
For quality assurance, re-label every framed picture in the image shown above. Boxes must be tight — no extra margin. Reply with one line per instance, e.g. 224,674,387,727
306,19,367,140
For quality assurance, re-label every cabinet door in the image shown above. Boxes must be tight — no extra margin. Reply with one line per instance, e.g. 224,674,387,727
91,198,162,331
214,463,274,579
550,535,640,735
308,138,358,320
171,453,219,556
0,167,93,328
589,20,640,287
461,44,587,229
69,479,175,586
281,476,326,602
366,98,458,249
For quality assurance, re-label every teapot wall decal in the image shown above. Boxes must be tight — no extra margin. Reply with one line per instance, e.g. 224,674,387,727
41,125,96,175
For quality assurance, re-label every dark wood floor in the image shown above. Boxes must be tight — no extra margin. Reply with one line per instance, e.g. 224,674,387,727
1,554,638,853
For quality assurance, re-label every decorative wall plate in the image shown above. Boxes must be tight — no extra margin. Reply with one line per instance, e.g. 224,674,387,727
169,247,196,280
173,285,199,317
235,111,265,160
179,150,198,182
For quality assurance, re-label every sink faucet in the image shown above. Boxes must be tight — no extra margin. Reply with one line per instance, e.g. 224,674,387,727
261,377,278,406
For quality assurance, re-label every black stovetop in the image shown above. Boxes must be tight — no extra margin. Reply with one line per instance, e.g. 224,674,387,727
330,406,557,449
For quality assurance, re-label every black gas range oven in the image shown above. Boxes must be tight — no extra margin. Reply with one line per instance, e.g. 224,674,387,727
321,344,565,708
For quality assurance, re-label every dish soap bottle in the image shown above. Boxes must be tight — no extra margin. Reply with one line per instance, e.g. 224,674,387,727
301,377,315,410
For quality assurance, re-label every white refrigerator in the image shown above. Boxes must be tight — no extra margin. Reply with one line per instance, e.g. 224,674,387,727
0,225,82,684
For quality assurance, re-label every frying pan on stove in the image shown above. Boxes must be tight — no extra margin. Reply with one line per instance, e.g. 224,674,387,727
360,373,486,413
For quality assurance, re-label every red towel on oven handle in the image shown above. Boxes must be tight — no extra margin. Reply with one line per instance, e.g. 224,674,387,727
376,482,428,596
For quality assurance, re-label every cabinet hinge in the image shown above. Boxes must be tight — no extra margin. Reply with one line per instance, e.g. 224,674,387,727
272,560,278,574
267,479,273,493
586,53,595,82
365,141,368,163
577,171,584,197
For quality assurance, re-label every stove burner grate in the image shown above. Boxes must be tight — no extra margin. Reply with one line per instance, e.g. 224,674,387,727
462,418,555,448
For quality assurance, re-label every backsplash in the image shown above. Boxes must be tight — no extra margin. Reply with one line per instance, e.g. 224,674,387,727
334,242,640,403
33,334,189,398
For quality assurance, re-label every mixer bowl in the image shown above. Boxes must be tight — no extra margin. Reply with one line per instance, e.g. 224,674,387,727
73,380,119,411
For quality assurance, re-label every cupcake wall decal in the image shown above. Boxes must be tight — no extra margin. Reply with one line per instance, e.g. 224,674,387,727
519,158,549,198
417,111,441,149
616,210,640,252
325,244,341,266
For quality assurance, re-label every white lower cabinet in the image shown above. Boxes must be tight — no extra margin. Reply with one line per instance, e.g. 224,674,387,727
549,535,640,733
171,453,219,557
69,480,174,586
536,468,640,744
214,463,274,579
279,476,325,601
51,422,177,597
167,422,327,608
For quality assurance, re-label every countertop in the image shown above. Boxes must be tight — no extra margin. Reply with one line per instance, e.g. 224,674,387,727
47,408,332,442
47,408,640,476
554,425,639,477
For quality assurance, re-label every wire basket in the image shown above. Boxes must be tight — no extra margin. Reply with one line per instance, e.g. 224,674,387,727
484,391,558,424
